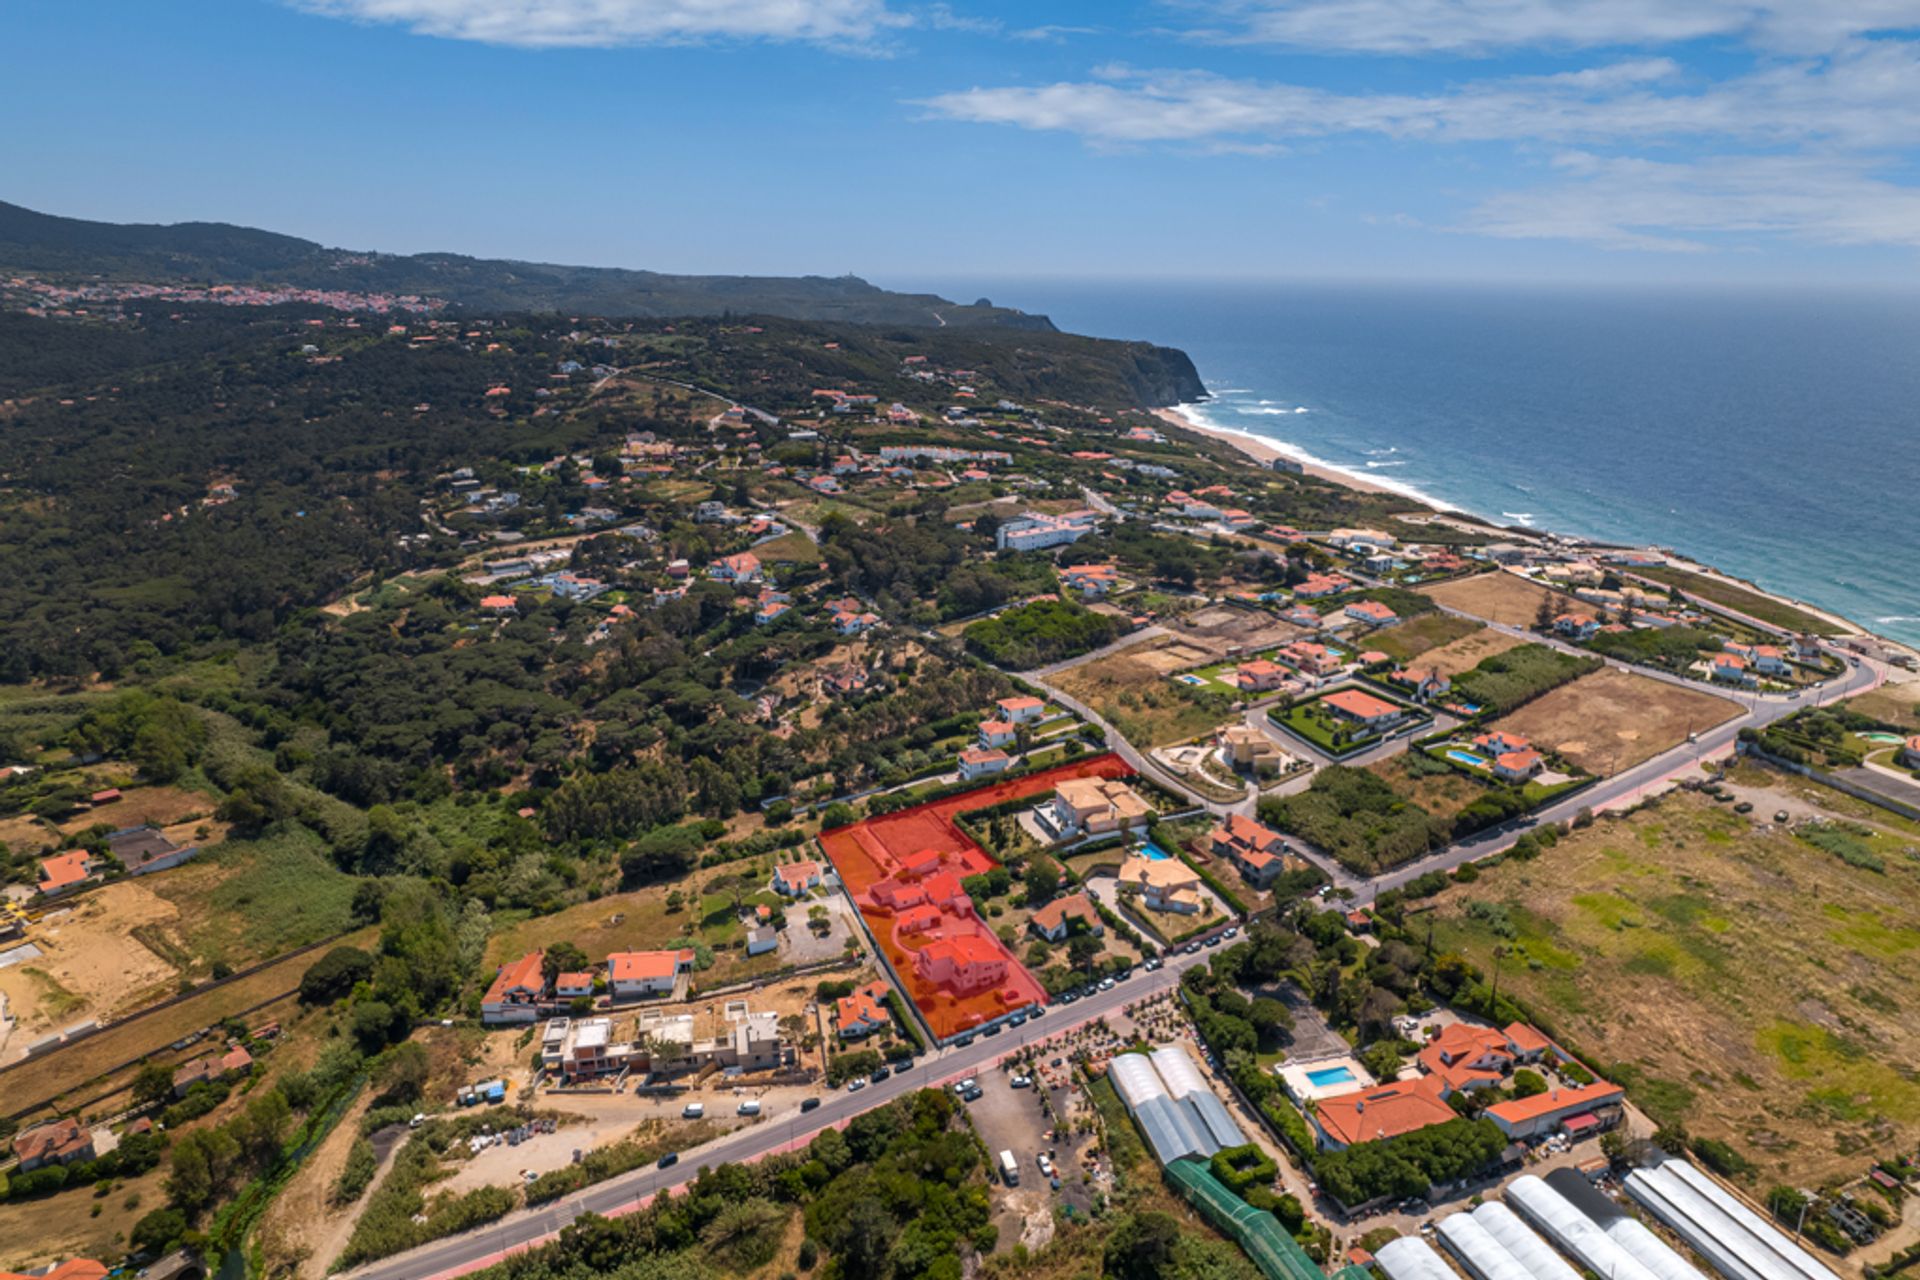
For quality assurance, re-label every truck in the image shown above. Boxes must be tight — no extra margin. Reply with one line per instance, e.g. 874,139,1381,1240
999,1150,1019,1186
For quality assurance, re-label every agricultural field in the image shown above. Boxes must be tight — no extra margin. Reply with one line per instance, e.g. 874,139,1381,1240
1050,636,1235,747
1426,785,1920,1181
1366,613,1483,664
1421,571,1582,628
1631,565,1843,635
1489,667,1741,775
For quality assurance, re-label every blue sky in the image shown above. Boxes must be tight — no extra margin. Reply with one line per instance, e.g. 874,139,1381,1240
8,1,1920,286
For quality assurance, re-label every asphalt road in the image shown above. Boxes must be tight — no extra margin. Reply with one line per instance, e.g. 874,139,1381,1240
341,940,1227,1280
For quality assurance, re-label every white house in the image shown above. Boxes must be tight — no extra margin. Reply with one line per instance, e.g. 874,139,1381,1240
958,747,1011,781
978,719,1018,749
772,860,823,896
996,695,1046,724
607,949,695,1000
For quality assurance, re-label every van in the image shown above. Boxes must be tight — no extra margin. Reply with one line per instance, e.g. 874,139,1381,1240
737,1100,762,1116
682,1102,706,1119
999,1150,1020,1186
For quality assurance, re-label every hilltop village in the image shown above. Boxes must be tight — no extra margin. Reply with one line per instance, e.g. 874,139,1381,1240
1,300,1919,1280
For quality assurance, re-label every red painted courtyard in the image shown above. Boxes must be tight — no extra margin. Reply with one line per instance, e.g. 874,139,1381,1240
819,753,1134,1040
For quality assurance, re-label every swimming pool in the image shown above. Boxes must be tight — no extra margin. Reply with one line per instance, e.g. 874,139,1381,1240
1446,749,1492,769
1307,1065,1357,1089
1137,841,1173,861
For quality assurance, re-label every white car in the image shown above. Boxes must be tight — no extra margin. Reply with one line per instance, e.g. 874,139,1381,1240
1097,977,1114,990
1037,1153,1055,1177
847,1078,867,1092
1011,1075,1033,1089
953,1077,977,1096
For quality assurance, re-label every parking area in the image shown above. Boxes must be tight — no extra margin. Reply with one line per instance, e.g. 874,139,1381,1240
958,1065,1089,1252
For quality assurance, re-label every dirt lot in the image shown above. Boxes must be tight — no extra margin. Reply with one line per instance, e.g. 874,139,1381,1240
1422,571,1583,628
1845,672,1920,730
1171,605,1307,658
0,927,374,1119
1411,627,1531,679
0,880,186,1044
1051,638,1238,748
1367,613,1482,664
1490,667,1741,775
1427,783,1920,1181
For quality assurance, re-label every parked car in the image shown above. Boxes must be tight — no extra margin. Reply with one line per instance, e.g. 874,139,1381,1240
870,1066,891,1083
847,1078,867,1092
1011,1074,1033,1089
1037,1153,1055,1177
658,1152,679,1168
962,1086,984,1102
1144,957,1162,971
800,1097,821,1112
1775,810,1791,823
682,1103,705,1119
954,1077,978,1095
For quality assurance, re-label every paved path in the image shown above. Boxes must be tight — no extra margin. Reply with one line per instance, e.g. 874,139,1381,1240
341,941,1227,1280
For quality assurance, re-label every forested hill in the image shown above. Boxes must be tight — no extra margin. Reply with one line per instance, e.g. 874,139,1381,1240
0,199,1054,330
0,303,1206,678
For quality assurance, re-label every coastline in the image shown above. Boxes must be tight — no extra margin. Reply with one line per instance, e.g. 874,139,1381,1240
1154,403,1912,660
1151,406,1409,501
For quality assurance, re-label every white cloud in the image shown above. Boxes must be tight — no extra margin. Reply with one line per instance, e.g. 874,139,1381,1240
1192,0,1920,55
290,0,904,48
919,43,1920,149
1461,151,1920,250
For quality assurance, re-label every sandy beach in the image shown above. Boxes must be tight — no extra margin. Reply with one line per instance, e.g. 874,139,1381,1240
1152,406,1406,500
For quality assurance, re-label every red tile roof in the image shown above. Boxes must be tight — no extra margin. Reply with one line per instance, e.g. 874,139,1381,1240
1029,892,1100,935
483,951,545,1006
1315,1077,1456,1146
1323,689,1402,721
39,850,93,891
607,949,694,983
1485,1080,1624,1125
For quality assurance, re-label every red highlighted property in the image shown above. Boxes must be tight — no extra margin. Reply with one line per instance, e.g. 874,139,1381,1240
819,753,1134,1041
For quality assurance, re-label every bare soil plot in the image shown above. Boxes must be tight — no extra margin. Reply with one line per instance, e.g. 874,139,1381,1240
1051,639,1232,747
0,929,374,1118
1490,667,1740,775
0,880,187,1042
0,813,55,854
1421,571,1582,628
1410,627,1530,679
1172,606,1306,657
1428,787,1920,1182
1367,613,1482,664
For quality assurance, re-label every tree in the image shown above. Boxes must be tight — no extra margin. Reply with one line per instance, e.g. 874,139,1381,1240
299,946,374,1005
1511,1068,1548,1098
1248,996,1294,1043
835,1197,895,1278
542,942,589,989
375,1041,432,1103
1104,1211,1183,1280
1024,854,1059,906
134,1061,176,1106
1067,934,1102,969
131,1206,189,1255
350,1000,406,1053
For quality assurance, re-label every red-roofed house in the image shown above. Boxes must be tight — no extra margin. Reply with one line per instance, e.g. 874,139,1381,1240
11,1118,95,1171
1311,1077,1456,1150
1389,667,1451,702
1279,642,1342,676
554,971,595,999
1416,1022,1553,1094
996,694,1047,723
1028,892,1103,943
772,860,823,896
959,746,1011,781
1474,730,1530,756
482,951,547,1025
480,594,518,614
836,981,894,1038
1493,750,1544,783
1210,814,1297,888
1712,653,1756,686
1322,688,1406,730
1235,659,1290,692
1485,1081,1626,1140
1553,613,1598,640
978,719,1018,749
710,551,763,584
914,935,1009,995
1345,600,1399,627
37,850,95,897
607,949,695,999
1294,573,1351,599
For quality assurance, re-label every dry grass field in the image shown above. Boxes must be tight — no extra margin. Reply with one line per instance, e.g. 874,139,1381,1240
1490,667,1741,775
1051,636,1233,747
1421,571,1583,628
1427,785,1920,1181
1410,627,1531,679
1844,674,1920,731
1367,613,1483,664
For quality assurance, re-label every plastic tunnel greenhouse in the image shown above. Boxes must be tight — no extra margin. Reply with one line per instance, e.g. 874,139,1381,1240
1165,1158,1327,1280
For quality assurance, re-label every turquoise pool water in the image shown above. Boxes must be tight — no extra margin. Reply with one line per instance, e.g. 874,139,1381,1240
1446,749,1491,768
1137,841,1173,861
1307,1065,1357,1088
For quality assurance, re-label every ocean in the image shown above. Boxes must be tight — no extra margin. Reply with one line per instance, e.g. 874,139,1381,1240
898,279,1920,647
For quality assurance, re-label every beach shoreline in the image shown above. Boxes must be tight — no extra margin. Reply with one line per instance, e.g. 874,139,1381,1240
1152,406,1408,500
1153,405,1911,658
